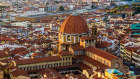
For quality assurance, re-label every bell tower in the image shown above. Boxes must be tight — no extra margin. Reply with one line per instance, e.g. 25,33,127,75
92,22,97,38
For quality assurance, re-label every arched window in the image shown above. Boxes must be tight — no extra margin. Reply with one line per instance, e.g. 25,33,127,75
67,35,71,41
79,35,82,38
79,35,82,41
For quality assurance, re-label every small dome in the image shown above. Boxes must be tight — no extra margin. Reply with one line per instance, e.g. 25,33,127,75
113,69,118,74
60,15,89,34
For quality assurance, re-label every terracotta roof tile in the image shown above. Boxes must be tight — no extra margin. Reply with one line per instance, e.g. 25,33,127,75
0,37,14,41
18,50,30,56
96,41,111,48
71,44,84,51
85,69,94,75
83,56,109,70
11,70,29,77
32,52,44,57
58,51,73,56
85,47,117,60
15,55,61,65
78,63,92,70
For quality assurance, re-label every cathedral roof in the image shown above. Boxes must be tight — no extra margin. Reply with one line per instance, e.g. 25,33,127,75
60,15,89,34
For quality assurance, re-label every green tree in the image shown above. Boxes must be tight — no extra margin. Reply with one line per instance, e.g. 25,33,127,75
59,6,65,11
132,13,135,16
55,1,59,3
134,7,140,14
0,6,6,11
136,3,140,6
46,2,49,5
28,24,32,28
122,5,129,8
117,6,124,11
132,3,137,6
104,19,109,22
132,6,136,10
105,7,108,9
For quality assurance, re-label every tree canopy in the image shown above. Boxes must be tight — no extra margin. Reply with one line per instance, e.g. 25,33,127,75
46,2,49,5
59,6,65,11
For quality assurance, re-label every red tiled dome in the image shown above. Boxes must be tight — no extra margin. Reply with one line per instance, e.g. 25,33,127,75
60,15,89,34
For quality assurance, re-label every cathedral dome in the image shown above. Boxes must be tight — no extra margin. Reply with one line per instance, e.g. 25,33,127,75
60,15,89,34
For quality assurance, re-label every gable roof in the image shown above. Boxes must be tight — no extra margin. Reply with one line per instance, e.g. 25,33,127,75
85,47,117,61
11,70,29,77
15,55,61,65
